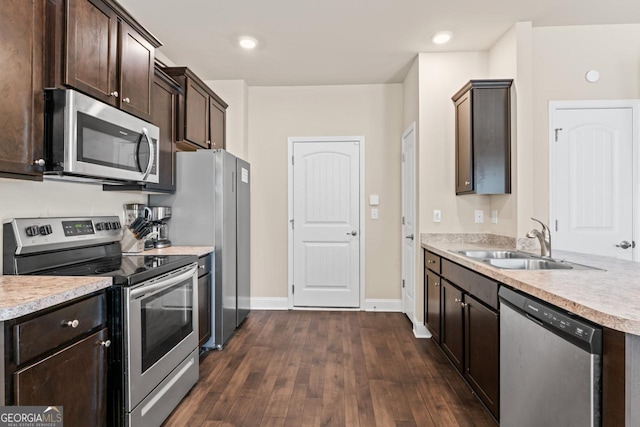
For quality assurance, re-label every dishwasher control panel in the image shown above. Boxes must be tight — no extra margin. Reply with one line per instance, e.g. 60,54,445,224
524,300,596,343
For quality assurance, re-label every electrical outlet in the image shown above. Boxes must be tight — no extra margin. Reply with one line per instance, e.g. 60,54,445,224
491,210,498,224
433,210,441,223
474,210,484,223
371,208,379,219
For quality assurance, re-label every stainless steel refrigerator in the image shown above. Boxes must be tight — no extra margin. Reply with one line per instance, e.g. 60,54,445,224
151,149,250,349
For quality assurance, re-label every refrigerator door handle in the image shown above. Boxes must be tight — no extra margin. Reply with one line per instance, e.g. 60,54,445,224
232,171,235,192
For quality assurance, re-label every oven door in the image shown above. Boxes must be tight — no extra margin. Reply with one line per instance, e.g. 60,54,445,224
125,263,198,411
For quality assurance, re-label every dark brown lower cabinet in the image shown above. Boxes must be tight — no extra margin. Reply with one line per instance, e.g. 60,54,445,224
465,294,499,418
14,328,108,426
425,269,441,343
197,254,213,347
198,271,212,346
441,279,464,372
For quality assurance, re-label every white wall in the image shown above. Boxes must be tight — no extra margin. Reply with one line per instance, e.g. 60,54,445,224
0,178,145,273
248,84,403,302
418,52,491,234
531,24,640,224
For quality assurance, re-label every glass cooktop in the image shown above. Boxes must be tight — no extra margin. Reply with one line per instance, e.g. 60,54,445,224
39,254,197,286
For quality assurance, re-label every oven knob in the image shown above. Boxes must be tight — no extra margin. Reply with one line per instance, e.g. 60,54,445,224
104,223,111,230
39,225,52,235
95,222,103,231
25,225,39,237
111,221,119,229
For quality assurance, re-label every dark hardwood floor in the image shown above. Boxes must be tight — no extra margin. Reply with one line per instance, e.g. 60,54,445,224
163,311,496,426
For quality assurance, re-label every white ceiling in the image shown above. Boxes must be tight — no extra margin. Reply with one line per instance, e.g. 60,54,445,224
118,0,640,86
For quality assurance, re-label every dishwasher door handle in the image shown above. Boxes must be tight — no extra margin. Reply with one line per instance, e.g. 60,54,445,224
525,313,544,326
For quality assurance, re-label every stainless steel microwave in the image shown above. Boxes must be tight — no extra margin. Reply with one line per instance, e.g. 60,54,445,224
44,89,160,184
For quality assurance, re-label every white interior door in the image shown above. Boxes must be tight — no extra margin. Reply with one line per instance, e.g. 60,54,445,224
401,123,416,323
292,140,361,307
552,107,634,260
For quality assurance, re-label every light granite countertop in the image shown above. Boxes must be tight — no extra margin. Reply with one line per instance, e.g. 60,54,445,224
123,246,214,257
421,234,640,335
0,276,112,321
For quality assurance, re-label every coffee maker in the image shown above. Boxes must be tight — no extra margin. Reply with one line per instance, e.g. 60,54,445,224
144,206,172,248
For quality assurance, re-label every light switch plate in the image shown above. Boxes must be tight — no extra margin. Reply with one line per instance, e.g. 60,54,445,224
491,210,498,224
369,195,379,206
371,208,379,219
433,210,441,223
475,210,484,223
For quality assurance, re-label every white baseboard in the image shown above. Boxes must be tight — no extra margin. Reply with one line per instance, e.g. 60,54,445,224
364,299,402,312
250,297,288,310
413,321,432,339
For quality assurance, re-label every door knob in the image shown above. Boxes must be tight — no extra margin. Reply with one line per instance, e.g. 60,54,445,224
405,234,414,240
616,240,635,249
347,230,358,236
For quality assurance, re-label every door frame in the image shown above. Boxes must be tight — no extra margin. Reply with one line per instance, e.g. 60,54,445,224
549,100,640,262
401,122,417,319
287,136,366,309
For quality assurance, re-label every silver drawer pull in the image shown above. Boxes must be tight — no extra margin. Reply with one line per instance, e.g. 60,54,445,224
464,181,471,185
434,282,440,287
100,340,111,348
64,319,79,328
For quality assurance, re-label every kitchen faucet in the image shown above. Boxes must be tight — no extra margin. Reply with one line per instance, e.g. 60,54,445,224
526,218,552,257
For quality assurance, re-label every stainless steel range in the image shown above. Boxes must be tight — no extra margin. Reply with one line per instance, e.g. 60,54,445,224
3,216,199,427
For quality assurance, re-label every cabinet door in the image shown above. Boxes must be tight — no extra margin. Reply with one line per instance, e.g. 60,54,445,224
209,98,226,149
425,270,441,343
0,0,45,179
455,91,473,194
198,272,212,346
65,0,118,105
120,21,154,121
14,328,109,427
440,280,464,372
151,72,178,186
184,79,210,149
465,294,499,418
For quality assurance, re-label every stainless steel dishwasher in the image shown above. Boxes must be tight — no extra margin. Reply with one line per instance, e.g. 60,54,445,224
499,287,602,427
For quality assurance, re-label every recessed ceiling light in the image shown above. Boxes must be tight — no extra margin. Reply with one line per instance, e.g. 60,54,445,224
238,36,258,50
432,31,452,45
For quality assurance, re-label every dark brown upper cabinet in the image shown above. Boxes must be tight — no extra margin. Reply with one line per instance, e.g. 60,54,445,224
45,0,161,122
163,67,228,151
0,0,45,180
152,66,181,188
452,79,513,195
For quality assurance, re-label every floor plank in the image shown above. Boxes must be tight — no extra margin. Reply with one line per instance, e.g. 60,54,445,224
162,311,496,427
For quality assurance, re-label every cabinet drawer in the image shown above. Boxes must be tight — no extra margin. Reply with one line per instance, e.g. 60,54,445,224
198,254,212,277
425,251,441,274
13,293,106,366
441,259,498,310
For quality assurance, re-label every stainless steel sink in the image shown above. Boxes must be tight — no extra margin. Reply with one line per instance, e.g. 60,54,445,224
483,258,576,270
455,250,532,259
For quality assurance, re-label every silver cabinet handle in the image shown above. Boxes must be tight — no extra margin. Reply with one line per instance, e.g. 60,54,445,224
616,240,635,249
347,230,358,236
405,234,414,240
123,97,131,103
434,282,440,287
64,319,79,328
110,91,119,98
454,298,461,303
100,340,111,348
427,259,435,264
34,159,45,167
464,181,471,185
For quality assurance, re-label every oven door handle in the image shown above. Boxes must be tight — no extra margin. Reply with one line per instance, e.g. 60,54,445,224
130,264,197,300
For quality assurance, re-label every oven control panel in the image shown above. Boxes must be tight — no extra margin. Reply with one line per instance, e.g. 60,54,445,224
5,216,123,255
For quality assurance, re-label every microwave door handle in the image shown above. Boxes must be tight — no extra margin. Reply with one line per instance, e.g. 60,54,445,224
141,127,154,180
